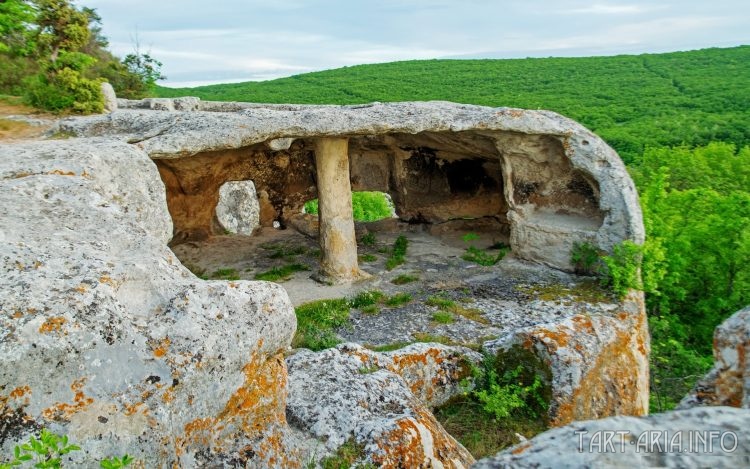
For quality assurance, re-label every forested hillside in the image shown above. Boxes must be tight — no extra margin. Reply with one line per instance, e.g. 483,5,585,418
159,46,750,410
156,46,750,164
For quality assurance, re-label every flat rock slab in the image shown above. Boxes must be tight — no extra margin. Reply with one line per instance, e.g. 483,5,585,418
474,406,750,469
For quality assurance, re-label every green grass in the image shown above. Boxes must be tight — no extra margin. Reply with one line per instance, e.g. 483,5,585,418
360,232,376,246
359,253,377,263
293,298,350,351
384,292,412,307
432,311,455,324
156,46,750,165
319,439,373,469
304,191,392,222
350,290,385,308
209,268,240,280
268,245,306,259
426,295,489,325
391,274,418,285
385,235,408,270
367,342,413,352
462,245,510,266
434,395,547,459
254,263,308,281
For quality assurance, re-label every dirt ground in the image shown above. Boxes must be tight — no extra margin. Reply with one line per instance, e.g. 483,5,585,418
0,98,56,141
172,225,617,348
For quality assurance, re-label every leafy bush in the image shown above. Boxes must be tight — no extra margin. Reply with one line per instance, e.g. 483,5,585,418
304,192,392,222
600,241,642,298
470,354,548,420
570,241,603,275
23,52,103,114
0,429,132,469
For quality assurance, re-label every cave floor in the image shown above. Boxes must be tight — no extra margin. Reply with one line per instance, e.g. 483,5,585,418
172,225,619,349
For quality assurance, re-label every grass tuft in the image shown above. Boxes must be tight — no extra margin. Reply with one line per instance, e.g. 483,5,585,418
293,298,350,351
384,292,412,307
254,263,308,281
391,274,418,285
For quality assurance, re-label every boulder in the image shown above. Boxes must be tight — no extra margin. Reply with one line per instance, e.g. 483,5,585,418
286,344,476,468
100,82,117,113
680,306,750,409
0,139,299,467
483,292,649,426
473,406,750,469
215,180,260,235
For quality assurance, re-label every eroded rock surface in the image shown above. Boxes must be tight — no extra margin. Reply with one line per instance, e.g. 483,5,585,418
0,139,299,467
485,292,649,426
216,179,260,235
680,306,750,409
57,99,644,272
473,406,750,469
286,344,477,468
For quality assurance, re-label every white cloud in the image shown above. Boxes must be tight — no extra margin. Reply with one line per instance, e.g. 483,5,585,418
566,3,665,15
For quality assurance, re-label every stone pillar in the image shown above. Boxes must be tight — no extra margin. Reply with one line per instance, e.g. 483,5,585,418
314,137,367,283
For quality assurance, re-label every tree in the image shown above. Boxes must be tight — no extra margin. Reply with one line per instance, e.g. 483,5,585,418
0,0,36,55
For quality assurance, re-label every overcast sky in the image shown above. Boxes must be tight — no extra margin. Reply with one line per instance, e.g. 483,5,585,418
83,1,749,87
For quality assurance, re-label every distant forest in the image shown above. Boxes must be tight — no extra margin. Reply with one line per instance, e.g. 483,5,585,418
158,46,750,410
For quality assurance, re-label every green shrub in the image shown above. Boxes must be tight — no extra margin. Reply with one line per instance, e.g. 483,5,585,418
471,354,548,420
0,428,132,469
23,52,104,114
303,192,392,222
570,241,603,275
600,241,643,298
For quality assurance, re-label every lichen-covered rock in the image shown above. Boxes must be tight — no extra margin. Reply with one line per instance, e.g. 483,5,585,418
286,344,476,468
680,306,750,409
484,292,649,426
216,180,260,235
338,343,482,408
473,406,750,469
57,101,644,271
0,139,299,467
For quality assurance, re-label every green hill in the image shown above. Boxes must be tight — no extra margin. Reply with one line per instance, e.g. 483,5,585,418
155,46,750,164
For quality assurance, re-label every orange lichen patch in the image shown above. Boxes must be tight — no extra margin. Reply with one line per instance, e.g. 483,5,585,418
532,327,571,352
48,170,76,176
175,349,294,465
152,338,171,358
39,316,66,334
10,386,31,399
74,284,88,294
161,388,175,404
12,310,23,319
124,402,146,416
551,327,646,427
371,407,474,468
511,442,531,455
99,275,116,286
42,378,95,422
